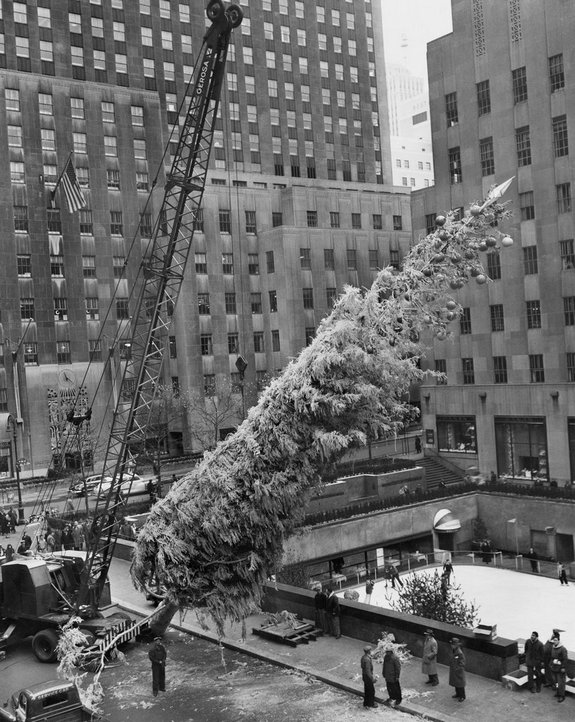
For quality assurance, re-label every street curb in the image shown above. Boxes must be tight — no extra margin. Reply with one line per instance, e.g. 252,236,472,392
117,602,449,722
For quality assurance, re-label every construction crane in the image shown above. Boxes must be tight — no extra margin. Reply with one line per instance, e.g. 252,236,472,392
0,0,242,663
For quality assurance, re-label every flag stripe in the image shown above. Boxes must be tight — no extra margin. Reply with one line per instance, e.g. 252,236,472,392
59,157,87,213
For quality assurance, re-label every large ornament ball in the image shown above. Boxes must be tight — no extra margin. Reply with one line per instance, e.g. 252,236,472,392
438,230,451,241
434,239,444,250
501,235,514,247
475,274,487,285
469,267,481,277
435,215,447,226
477,241,488,252
436,330,447,341
422,267,433,277
450,252,463,264
470,204,482,216
446,300,457,310
446,311,456,321
485,237,498,248
464,250,475,260
432,253,446,264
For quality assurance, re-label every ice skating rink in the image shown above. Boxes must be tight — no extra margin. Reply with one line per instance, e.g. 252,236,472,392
342,564,575,651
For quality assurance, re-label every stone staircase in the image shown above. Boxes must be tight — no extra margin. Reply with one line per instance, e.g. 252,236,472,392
421,455,465,490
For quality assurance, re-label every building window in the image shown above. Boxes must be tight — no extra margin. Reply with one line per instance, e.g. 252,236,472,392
529,354,545,382
248,253,259,275
38,93,53,115
306,210,318,228
5,88,20,111
300,248,311,269
50,254,64,277
251,292,262,314
245,210,256,234
515,126,531,166
253,332,264,353
107,169,120,189
191,208,203,231
330,212,340,228
113,256,125,279
460,307,472,334
392,215,403,231
476,79,491,115
20,297,35,320
219,209,231,233
486,252,501,280
564,297,575,326
302,288,314,309
493,356,508,384
512,66,528,103
14,206,28,232
266,251,275,273
70,97,84,119
326,287,337,309
490,304,504,332
140,213,153,237
567,353,575,382
523,246,538,275
552,115,569,157
271,330,280,352
305,327,315,346
109,210,122,236
557,183,572,213
549,54,565,92
462,358,475,384
445,92,458,126
560,239,575,270
85,297,99,320
203,375,216,396
526,300,541,329
425,214,436,235
324,249,335,270
346,249,357,270
448,147,462,184
435,359,447,384
89,340,101,362
200,334,212,356
227,333,239,354
10,161,25,183
369,249,379,269
54,297,68,321
372,214,382,230
351,213,362,229
219,252,233,274
479,137,495,176
101,101,115,123
272,212,282,227
224,292,236,314
269,290,277,313
437,416,476,452
519,191,535,221
8,126,23,148
198,293,210,315
17,254,31,276
57,341,71,365
24,342,38,365
116,298,129,319
82,256,96,278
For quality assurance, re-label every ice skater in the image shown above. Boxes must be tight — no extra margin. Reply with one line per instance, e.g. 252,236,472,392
558,562,568,585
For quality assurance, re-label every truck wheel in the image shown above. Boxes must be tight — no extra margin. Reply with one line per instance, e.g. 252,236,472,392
32,629,59,663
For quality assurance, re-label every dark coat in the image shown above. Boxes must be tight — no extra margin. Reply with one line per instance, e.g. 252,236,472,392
326,592,340,617
550,643,568,672
148,641,167,665
361,652,374,681
525,638,544,667
422,635,438,675
314,590,327,610
448,646,466,687
382,651,401,682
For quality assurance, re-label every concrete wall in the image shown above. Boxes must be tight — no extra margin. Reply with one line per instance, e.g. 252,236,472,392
306,466,425,515
283,494,479,565
262,582,519,681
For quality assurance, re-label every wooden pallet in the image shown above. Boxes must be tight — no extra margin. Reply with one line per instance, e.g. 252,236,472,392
253,620,323,647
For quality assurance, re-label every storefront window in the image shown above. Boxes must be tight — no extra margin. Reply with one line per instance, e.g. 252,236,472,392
495,416,548,481
437,416,476,453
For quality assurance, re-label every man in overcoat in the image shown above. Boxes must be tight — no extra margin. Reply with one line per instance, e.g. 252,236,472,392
382,647,402,708
325,587,341,638
448,637,466,702
361,645,378,708
525,631,544,693
422,629,439,686
148,637,167,696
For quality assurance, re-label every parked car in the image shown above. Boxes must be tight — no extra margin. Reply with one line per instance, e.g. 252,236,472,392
94,474,146,497
0,680,92,721
70,474,112,497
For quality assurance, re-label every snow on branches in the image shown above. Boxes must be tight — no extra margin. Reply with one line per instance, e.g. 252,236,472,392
131,189,513,635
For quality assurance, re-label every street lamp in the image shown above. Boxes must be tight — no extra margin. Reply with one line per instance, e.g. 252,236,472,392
7,414,24,523
507,518,519,556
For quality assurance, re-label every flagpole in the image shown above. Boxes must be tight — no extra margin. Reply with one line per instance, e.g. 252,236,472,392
51,151,74,201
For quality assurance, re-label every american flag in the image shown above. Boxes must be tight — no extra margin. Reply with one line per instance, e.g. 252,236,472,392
54,156,87,213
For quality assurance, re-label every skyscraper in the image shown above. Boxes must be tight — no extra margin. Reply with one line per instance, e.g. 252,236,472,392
413,0,575,485
0,0,413,475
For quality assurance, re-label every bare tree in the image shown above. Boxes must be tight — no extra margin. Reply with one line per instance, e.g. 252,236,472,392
187,375,243,452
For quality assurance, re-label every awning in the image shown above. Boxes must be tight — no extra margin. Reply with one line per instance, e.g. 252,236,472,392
433,508,461,533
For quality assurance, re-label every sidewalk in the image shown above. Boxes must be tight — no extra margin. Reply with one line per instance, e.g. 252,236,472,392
108,557,572,721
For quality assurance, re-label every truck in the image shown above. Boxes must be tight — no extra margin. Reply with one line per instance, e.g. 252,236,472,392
0,680,91,722
0,0,242,665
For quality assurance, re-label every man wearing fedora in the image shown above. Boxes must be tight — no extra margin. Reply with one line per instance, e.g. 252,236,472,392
448,637,466,702
422,629,439,686
361,645,378,708
148,636,167,697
